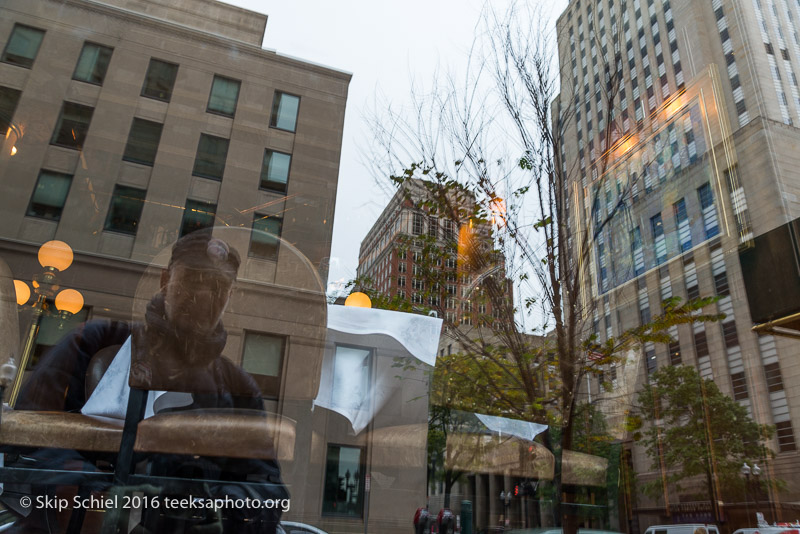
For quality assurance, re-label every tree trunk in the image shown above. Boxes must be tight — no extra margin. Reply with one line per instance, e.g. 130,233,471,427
560,418,579,534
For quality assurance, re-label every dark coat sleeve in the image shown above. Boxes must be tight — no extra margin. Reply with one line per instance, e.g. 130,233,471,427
15,320,131,412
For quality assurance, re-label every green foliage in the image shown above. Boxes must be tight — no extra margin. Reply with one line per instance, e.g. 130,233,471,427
633,365,775,499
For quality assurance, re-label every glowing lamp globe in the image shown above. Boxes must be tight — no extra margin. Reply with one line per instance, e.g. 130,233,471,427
55,289,83,315
38,240,73,271
13,280,30,306
344,292,371,308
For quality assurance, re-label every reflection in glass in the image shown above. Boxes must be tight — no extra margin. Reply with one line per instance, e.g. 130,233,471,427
122,117,163,166
192,133,229,180
0,86,22,134
242,332,284,398
50,101,94,150
104,185,146,235
250,215,282,260
26,171,72,220
179,199,216,237
1,24,45,68
260,150,291,193
270,92,300,132
323,445,364,517
141,57,178,101
207,75,240,116
72,42,113,85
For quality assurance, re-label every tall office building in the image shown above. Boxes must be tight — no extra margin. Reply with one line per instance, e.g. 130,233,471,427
555,0,800,529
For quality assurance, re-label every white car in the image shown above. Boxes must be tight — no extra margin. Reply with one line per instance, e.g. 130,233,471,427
279,520,330,534
644,524,721,534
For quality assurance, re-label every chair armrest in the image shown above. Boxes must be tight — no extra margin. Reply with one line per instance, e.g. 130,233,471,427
0,410,123,452
134,411,296,461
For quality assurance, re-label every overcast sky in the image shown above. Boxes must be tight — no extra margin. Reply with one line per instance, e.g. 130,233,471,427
227,0,568,294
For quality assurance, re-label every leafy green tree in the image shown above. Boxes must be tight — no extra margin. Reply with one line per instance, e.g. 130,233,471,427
631,365,775,504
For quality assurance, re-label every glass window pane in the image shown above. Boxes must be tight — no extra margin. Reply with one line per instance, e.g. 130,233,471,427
192,134,229,180
27,171,72,220
179,199,216,237
322,445,363,516
242,332,284,377
2,25,45,68
0,86,22,134
207,75,240,116
242,332,285,398
51,101,94,149
141,58,179,101
331,346,371,413
104,185,146,235
123,118,163,166
260,150,291,193
250,215,282,260
72,42,113,85
270,92,299,132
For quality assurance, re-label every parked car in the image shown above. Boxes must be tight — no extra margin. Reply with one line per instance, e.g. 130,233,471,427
733,528,800,534
643,524,720,534
279,521,329,534
508,528,624,534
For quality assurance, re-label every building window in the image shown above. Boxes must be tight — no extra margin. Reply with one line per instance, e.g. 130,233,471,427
398,262,406,274
694,330,709,358
412,213,425,235
428,216,438,238
241,332,285,399
250,214,282,260
192,134,229,180
764,362,784,392
730,372,749,400
645,348,657,375
443,219,456,241
0,86,22,134
260,150,292,193
141,58,179,102
72,42,113,85
122,118,163,166
651,213,666,264
104,185,146,235
698,182,719,238
722,320,739,348
207,75,240,117
714,271,730,296
51,102,94,150
673,198,691,252
179,199,216,237
397,276,405,287
2,24,45,68
27,171,72,221
777,421,797,452
668,340,681,365
323,444,364,517
270,92,300,132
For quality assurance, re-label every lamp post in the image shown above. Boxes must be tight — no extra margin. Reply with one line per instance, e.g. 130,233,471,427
752,464,762,525
9,240,83,406
499,490,512,527
742,462,762,527
742,462,752,528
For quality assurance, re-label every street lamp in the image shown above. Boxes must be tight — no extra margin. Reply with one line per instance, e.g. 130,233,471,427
499,490,512,527
742,462,752,527
742,462,763,527
8,240,83,406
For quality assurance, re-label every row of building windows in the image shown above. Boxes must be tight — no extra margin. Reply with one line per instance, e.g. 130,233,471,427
1,84,296,193
26,169,282,260
2,24,302,131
